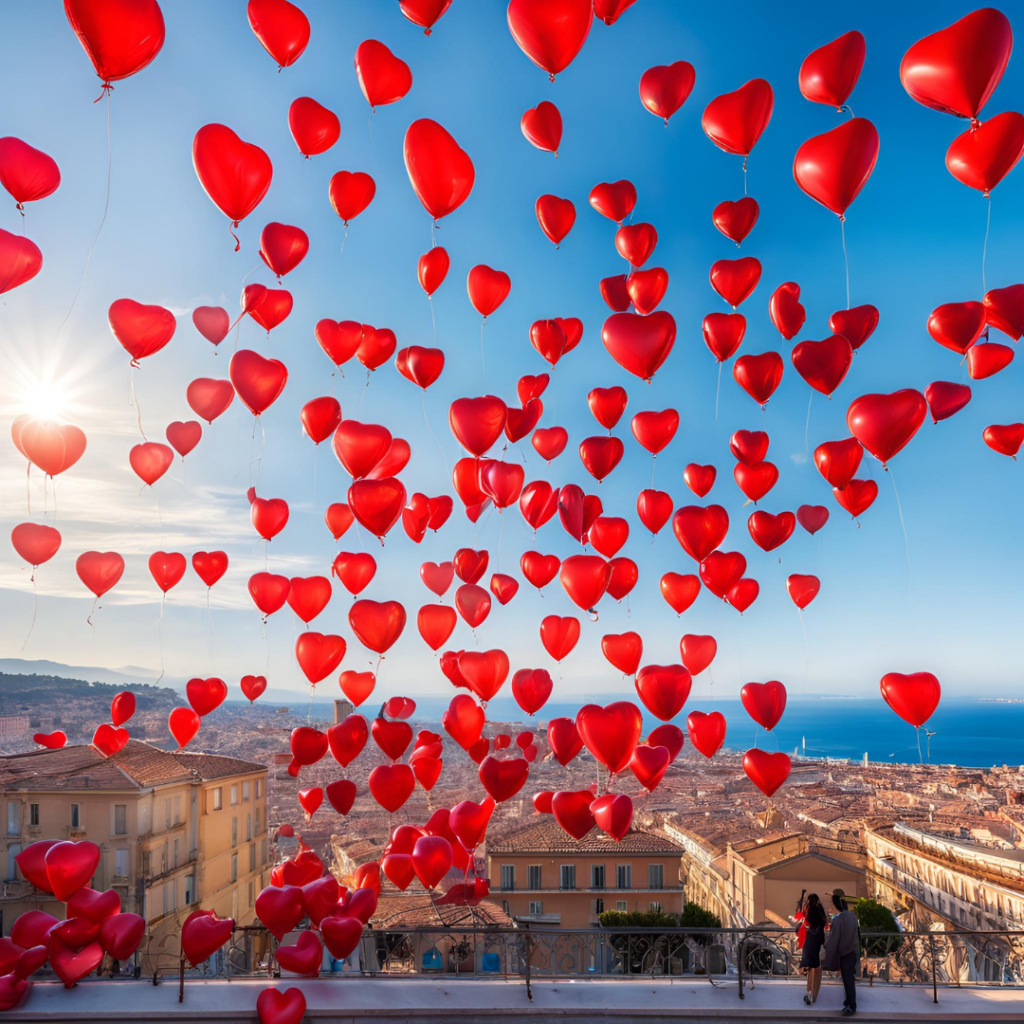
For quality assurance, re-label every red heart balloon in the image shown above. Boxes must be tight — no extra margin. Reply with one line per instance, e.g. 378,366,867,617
249,571,290,617
368,763,415,813
601,631,642,675
92,723,129,757
458,649,510,703
449,396,507,455
339,670,376,707
769,281,805,340
520,551,560,590
396,345,445,389
733,351,783,405
813,437,863,489
99,912,145,961
332,552,376,596
591,793,634,840
728,578,759,614
747,510,795,552
601,311,676,380
454,582,491,628
830,304,879,350
559,554,611,610
275,930,323,976
578,435,623,480
984,284,1024,340
588,516,629,557
540,615,580,661
449,797,494,849
589,180,636,223
635,664,692,721
186,377,234,423
710,256,761,308
347,478,407,540
743,749,791,797
49,934,103,989
0,137,60,210
847,389,927,465
631,408,678,454
129,441,173,486
834,478,878,518
479,755,530,803
547,718,583,765
900,8,1012,119
329,172,377,227
615,222,657,266
576,701,642,774
630,745,671,791
640,61,695,123
192,124,272,228
467,264,511,317
741,680,788,730
108,298,175,365
687,711,727,759
321,914,364,957
400,0,454,34
521,100,562,155
255,884,305,940
588,385,628,429
44,840,101,902
712,197,758,245
0,229,41,294
552,790,597,840
192,550,228,588
251,497,289,541
186,677,227,716
404,119,474,221
799,30,866,108
730,429,769,466
787,574,820,609
247,0,309,68
946,112,1024,195
791,336,853,396
64,0,165,84
511,668,553,715
355,39,412,109
229,350,287,416
699,550,747,599
240,675,267,703
348,599,406,653
794,118,879,216
660,572,700,614
148,550,186,592
702,79,773,155
417,604,457,651
288,96,340,157
983,423,1024,458
11,523,61,567
371,718,413,762
412,835,453,890
536,194,575,246
489,573,518,605
295,632,346,684
672,504,729,561
76,551,124,597
967,341,1014,380
880,671,941,727
181,909,234,966
506,0,593,80
796,504,829,535
166,420,201,458
259,221,308,279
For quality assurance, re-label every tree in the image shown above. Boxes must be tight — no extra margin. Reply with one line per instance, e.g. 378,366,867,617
853,898,903,956
680,901,721,929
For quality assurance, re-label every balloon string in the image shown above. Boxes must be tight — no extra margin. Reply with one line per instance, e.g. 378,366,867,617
156,595,166,685
129,366,147,440
340,225,348,256
22,576,38,652
742,155,748,197
356,370,370,412
915,726,923,765
840,216,850,310
715,362,722,421
25,463,31,516
429,296,437,347
797,607,809,690
480,320,486,383
55,88,112,343
982,194,992,294
804,393,812,457
422,390,450,478
888,467,911,593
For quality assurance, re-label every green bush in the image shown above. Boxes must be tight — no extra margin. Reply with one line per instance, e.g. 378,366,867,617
680,901,721,930
853,898,903,957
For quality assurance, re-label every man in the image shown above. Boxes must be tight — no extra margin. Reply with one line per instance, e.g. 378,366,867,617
822,888,859,1016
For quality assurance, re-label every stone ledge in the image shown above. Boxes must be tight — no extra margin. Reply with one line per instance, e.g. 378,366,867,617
5,977,1023,1023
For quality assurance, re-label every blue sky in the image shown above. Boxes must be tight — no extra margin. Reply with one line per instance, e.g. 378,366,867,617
0,1,1022,703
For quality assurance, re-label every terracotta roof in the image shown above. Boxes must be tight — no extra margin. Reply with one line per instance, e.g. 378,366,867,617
0,740,266,791
487,818,685,855
371,893,512,928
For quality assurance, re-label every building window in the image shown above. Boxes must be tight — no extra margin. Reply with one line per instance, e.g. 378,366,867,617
255,780,262,799
649,864,664,890
173,839,179,869
502,900,510,914
250,844,256,872
560,865,576,890
174,795,182,824
6,844,22,881
231,785,239,806
255,807,261,834
29,804,39,827
591,864,606,889
500,864,515,891
232,817,238,847
116,848,130,877
213,787,223,811
593,898,605,914
248,881,254,907
246,814,252,842
114,804,127,836
70,804,79,828
231,853,238,883
164,798,171,829
616,864,632,889
650,901,663,913
243,781,251,802
7,803,20,837
528,900,544,915
185,874,193,904
616,900,627,911
528,865,542,890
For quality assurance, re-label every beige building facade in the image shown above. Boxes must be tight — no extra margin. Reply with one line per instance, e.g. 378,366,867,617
0,740,269,973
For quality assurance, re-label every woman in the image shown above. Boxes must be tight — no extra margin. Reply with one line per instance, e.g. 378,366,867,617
800,893,827,1005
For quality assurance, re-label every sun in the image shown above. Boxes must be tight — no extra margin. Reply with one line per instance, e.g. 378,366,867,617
21,377,69,421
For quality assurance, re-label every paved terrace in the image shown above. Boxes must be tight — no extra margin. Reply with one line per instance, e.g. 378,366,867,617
5,977,1024,1023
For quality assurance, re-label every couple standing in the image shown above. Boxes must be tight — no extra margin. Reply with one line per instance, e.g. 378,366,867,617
801,889,860,1016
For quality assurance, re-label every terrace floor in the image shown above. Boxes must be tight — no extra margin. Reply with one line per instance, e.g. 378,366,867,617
6,976,1024,1022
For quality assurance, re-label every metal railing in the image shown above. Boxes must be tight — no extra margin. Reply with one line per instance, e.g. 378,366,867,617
122,923,1024,1004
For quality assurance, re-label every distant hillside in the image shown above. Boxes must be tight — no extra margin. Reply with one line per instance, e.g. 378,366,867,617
0,672,179,708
